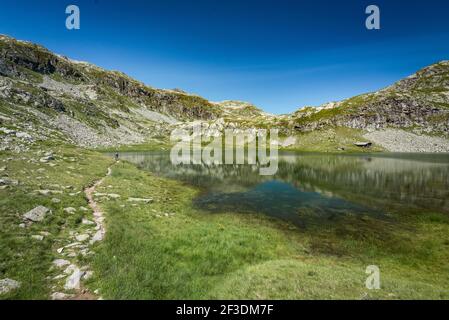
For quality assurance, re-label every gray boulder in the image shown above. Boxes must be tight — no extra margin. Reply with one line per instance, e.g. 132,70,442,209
23,206,50,222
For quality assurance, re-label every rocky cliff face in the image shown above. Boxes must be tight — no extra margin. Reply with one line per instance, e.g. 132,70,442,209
288,61,449,136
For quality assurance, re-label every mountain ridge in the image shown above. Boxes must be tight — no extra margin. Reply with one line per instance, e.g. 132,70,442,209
1,34,448,153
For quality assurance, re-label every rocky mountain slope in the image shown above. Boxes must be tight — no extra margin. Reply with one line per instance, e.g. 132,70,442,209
285,61,449,135
0,35,221,151
1,34,448,152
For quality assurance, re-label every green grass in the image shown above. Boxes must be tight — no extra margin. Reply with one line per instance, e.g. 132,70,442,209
88,160,449,300
0,145,114,299
94,140,172,153
2,143,449,300
285,127,384,153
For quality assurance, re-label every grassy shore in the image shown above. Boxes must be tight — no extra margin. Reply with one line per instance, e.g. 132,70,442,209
2,144,449,299
95,127,384,154
90,161,449,299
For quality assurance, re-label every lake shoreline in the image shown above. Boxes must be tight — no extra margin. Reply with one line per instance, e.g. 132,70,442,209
2,144,449,299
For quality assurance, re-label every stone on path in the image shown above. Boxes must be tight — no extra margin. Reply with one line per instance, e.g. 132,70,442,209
64,264,78,275
82,218,95,225
90,230,103,244
53,259,71,268
23,206,50,222
64,268,85,290
64,242,82,249
51,292,69,300
0,278,21,295
75,234,90,242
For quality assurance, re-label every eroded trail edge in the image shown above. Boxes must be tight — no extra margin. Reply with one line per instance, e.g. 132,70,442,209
85,165,113,244
50,163,115,300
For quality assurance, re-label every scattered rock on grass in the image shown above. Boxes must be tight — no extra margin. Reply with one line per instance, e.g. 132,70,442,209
127,197,153,204
94,192,120,199
0,177,18,186
0,278,21,295
36,189,62,196
23,206,50,222
40,154,55,163
64,207,77,214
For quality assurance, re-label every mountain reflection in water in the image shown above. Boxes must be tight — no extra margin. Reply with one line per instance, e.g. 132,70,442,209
115,151,449,227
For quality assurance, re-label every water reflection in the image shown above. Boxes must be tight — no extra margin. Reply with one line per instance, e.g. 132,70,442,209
116,151,449,226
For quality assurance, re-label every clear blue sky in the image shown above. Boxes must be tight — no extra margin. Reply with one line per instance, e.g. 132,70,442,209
1,0,449,114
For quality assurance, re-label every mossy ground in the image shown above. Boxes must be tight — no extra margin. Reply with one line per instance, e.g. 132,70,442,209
1,144,449,300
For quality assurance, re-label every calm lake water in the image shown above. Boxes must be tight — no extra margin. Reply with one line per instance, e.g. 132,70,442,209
117,151,449,227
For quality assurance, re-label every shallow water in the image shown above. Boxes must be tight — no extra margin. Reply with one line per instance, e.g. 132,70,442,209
116,151,449,227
